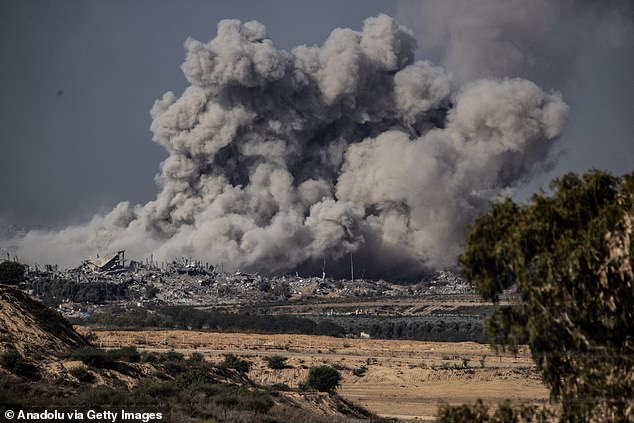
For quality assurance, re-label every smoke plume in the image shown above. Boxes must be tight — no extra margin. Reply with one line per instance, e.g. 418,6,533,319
397,0,634,86
10,15,568,278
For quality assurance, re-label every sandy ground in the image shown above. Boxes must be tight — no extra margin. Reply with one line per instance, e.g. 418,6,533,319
77,327,549,421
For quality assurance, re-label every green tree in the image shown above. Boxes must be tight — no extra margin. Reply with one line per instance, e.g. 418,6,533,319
0,261,26,285
305,365,341,392
460,170,634,421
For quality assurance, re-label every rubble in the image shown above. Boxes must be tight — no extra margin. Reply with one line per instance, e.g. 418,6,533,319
82,250,125,273
16,252,476,319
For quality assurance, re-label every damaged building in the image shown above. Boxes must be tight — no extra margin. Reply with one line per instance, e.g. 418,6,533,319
82,250,125,273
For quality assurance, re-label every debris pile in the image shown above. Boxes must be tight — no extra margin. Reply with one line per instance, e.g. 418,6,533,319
16,250,475,318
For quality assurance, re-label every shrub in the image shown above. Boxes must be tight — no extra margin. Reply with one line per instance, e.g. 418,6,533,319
215,388,274,414
236,390,274,414
108,346,140,363
69,346,140,368
141,352,159,363
265,355,287,370
0,350,39,379
305,366,341,392
189,352,205,362
72,386,127,408
70,347,114,368
163,361,186,375
172,368,216,389
221,354,252,373
70,365,94,383
135,381,179,399
164,350,184,361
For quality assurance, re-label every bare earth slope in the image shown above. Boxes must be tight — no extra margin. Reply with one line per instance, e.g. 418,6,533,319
0,286,378,422
0,284,88,358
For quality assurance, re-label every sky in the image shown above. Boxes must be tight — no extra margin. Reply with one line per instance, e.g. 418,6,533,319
1,0,632,230
0,0,397,228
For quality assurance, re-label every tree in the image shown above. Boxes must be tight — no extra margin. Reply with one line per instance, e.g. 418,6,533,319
0,261,26,285
305,365,341,392
460,170,634,421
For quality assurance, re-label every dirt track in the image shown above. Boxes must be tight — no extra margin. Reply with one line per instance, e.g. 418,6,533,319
77,327,548,421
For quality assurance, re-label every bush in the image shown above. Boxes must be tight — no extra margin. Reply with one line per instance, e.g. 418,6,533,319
215,388,273,414
141,352,159,363
305,366,341,392
72,385,127,408
70,346,139,368
221,354,252,373
265,355,288,370
70,365,94,383
108,346,140,363
164,350,184,361
235,390,274,414
163,361,186,375
135,381,179,399
0,350,39,379
172,368,216,389
70,347,114,368
189,352,205,362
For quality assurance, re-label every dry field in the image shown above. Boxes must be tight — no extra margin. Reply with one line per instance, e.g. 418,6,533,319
77,327,549,421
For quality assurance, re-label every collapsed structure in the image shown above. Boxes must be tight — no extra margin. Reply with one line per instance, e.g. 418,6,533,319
82,250,125,273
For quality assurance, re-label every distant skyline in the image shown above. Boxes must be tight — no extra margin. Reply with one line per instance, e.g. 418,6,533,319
1,0,633,228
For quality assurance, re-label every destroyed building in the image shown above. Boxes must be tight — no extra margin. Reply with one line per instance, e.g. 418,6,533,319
82,250,125,273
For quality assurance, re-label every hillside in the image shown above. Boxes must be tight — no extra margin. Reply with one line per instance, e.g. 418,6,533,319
0,284,384,422
0,284,88,358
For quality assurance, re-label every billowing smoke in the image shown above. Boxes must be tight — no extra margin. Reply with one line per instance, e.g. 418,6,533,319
10,15,568,278
397,0,634,86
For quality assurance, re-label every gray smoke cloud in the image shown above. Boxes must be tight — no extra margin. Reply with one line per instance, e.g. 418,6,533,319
397,0,634,85
9,15,568,278
395,0,634,212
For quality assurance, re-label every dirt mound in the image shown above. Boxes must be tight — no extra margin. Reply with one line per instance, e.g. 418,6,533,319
277,391,378,419
0,285,88,359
